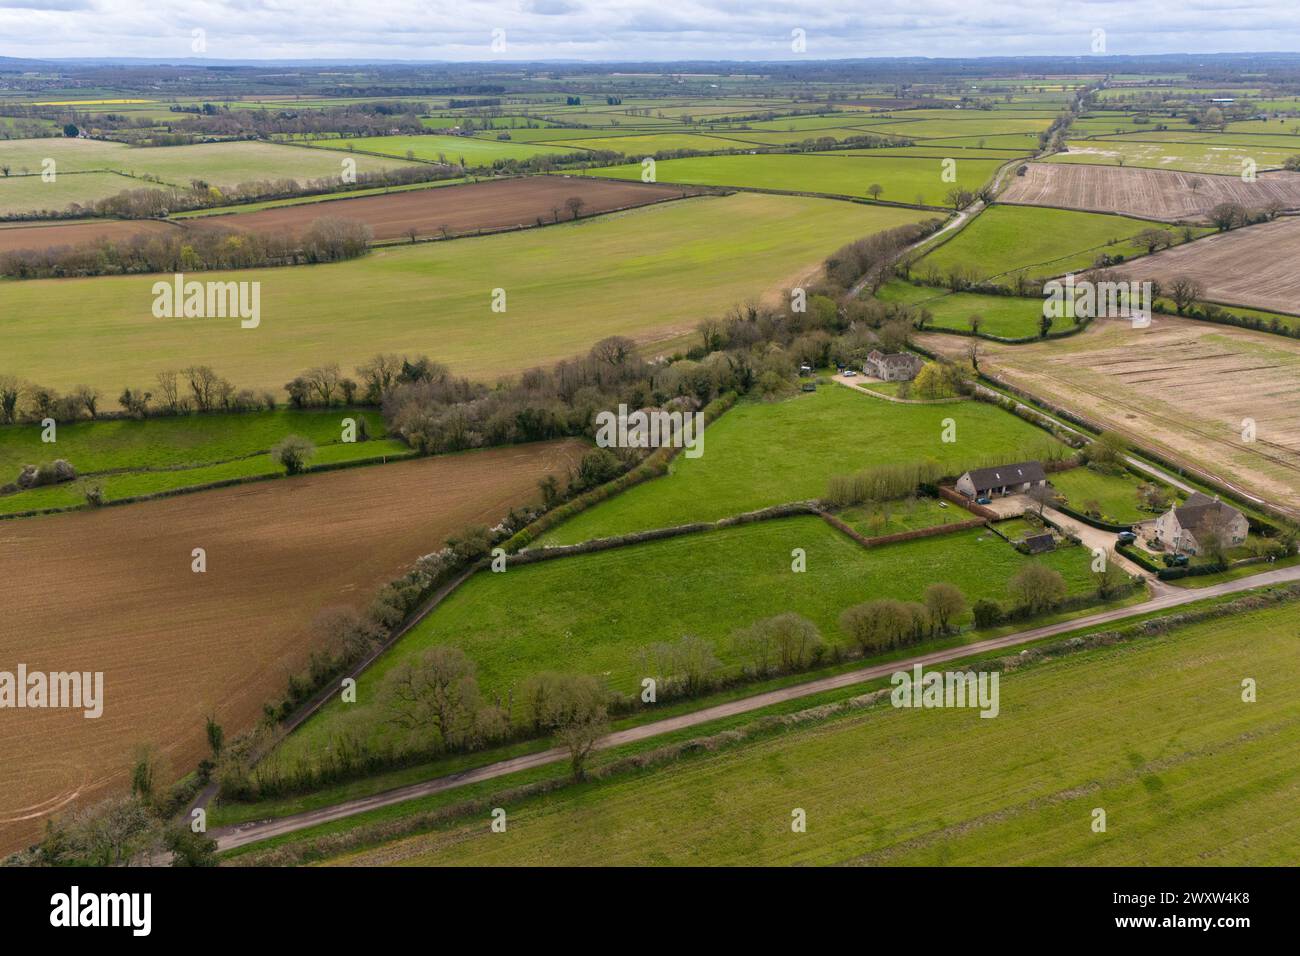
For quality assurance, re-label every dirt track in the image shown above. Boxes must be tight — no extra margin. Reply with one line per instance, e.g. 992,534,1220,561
0,439,584,855
1124,216,1300,315
1000,162,1300,222
187,176,697,243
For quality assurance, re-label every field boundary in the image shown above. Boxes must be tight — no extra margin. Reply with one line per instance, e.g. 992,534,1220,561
214,579,1300,860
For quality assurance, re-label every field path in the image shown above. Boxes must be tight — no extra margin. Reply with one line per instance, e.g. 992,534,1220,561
209,563,1300,855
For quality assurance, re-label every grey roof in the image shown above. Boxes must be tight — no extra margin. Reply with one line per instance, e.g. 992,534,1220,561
1173,492,1243,535
867,349,921,368
962,460,1046,491
1023,532,1055,553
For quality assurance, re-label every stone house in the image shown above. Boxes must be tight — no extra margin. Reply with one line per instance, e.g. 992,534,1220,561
1154,492,1248,555
863,349,923,382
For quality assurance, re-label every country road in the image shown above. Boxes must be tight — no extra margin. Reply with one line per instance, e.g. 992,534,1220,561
209,563,1300,855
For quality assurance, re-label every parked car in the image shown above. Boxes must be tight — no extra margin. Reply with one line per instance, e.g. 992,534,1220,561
1163,553,1190,567
976,496,992,506
1117,531,1137,545
842,369,857,377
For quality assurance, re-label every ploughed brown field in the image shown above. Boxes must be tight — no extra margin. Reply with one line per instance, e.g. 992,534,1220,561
0,218,178,255
187,175,697,242
919,316,1300,516
1126,215,1300,316
999,162,1300,222
0,439,584,855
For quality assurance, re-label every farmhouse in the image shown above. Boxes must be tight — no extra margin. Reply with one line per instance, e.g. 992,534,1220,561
956,461,1047,498
1154,492,1248,555
864,349,924,381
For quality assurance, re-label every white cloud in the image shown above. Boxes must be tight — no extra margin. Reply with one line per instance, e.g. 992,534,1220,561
2,0,1299,59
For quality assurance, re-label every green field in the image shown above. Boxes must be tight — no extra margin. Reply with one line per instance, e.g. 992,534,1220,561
0,137,411,193
0,194,927,404
1069,115,1198,136
710,128,887,146
876,281,1050,338
305,133,581,165
925,133,1046,150
584,152,1008,204
280,514,1100,762
549,132,749,154
540,386,1066,545
0,408,404,514
323,599,1300,865
916,205,1195,283
835,495,965,538
823,146,1033,160
1049,466,1180,525
0,171,163,216
857,117,1053,139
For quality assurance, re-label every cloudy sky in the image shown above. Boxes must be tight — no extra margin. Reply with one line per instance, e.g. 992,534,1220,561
3,0,1300,61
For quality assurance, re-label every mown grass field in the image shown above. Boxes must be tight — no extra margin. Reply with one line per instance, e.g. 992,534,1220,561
835,495,963,537
876,280,1050,338
280,515,1100,762
0,194,925,403
584,152,1008,205
324,599,1300,866
0,408,404,514
1049,465,1179,524
305,133,580,165
916,204,1197,282
540,386,1067,545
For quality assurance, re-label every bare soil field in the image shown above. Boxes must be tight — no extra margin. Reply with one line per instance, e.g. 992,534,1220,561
1000,162,1300,222
920,317,1300,516
1126,216,1300,316
0,439,584,855
0,218,177,255
188,175,697,243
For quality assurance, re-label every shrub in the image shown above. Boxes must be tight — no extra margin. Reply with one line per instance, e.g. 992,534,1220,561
271,435,315,475
973,598,1004,628
16,459,76,489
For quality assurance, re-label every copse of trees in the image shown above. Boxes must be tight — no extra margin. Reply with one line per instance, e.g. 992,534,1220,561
825,460,944,508
839,598,933,653
733,613,826,676
823,219,945,295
